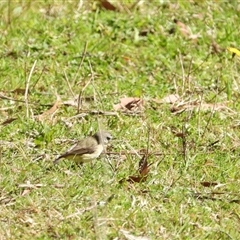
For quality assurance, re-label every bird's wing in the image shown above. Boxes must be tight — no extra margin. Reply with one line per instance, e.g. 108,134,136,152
62,147,95,157
54,147,95,164
54,137,98,164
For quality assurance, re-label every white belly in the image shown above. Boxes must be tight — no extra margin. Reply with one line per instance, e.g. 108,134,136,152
68,145,104,164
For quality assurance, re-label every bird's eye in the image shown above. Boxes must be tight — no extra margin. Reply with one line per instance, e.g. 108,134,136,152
107,136,112,140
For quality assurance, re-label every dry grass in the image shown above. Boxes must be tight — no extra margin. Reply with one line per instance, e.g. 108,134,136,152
1,1,240,239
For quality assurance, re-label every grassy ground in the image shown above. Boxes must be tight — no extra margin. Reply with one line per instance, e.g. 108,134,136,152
1,1,240,239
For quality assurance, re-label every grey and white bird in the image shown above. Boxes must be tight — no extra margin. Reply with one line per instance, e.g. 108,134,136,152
54,131,112,164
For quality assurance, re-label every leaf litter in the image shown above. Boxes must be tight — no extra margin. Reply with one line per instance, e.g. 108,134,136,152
173,19,201,43
155,94,236,115
114,97,144,112
35,94,61,122
119,150,153,184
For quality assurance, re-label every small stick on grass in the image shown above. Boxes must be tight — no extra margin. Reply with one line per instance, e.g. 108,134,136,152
87,59,96,102
31,65,46,90
106,151,165,156
201,87,226,139
24,60,37,118
64,69,75,98
186,57,193,91
73,41,88,84
77,59,93,113
179,52,185,94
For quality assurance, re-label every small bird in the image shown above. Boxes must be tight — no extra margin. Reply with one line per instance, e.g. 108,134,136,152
54,131,112,164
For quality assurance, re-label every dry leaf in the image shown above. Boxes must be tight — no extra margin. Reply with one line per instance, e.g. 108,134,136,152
171,128,185,138
200,102,235,113
99,0,117,11
114,97,143,111
155,96,235,114
154,94,180,104
21,189,31,196
127,175,148,183
200,182,218,187
1,118,17,126
211,42,222,54
174,19,190,37
120,154,152,184
11,88,27,95
171,99,236,114
174,19,200,42
138,154,152,176
36,96,61,122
